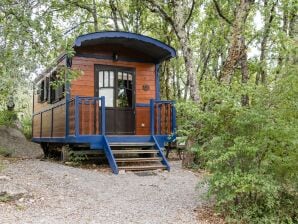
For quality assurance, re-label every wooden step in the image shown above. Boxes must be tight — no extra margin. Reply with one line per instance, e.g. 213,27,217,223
115,157,162,162
112,150,158,154
109,142,155,147
118,165,167,171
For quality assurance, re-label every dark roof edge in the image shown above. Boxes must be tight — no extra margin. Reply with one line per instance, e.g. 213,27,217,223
74,31,177,60
34,53,66,83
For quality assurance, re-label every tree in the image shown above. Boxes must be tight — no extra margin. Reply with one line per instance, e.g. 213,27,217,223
144,0,200,102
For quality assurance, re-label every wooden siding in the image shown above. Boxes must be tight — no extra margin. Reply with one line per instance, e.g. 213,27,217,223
32,100,66,138
70,56,156,135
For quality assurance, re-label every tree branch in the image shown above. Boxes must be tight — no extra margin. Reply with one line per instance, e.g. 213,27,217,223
212,0,232,25
183,0,195,27
144,0,176,28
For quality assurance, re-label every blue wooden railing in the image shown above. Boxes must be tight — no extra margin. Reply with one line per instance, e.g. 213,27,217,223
150,99,176,136
68,96,176,137
68,96,106,136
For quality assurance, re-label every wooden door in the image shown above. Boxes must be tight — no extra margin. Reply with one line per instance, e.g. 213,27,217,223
95,65,135,135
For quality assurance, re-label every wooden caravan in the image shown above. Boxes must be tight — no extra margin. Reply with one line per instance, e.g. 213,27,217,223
32,31,176,174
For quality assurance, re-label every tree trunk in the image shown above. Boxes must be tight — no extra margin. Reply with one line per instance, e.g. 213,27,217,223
109,0,119,31
92,0,99,31
219,0,254,84
145,0,200,102
256,0,277,85
240,37,249,106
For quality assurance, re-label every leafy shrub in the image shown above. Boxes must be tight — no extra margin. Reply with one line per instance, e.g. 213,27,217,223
68,151,88,166
0,110,17,126
20,115,32,139
178,72,298,223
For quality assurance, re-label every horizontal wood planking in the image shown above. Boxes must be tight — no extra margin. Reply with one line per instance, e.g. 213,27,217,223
52,105,66,137
70,56,156,135
33,115,41,138
70,57,156,102
41,110,51,137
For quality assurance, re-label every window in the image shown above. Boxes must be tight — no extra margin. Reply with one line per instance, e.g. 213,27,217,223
48,72,65,104
37,79,48,103
117,72,133,108
98,71,114,107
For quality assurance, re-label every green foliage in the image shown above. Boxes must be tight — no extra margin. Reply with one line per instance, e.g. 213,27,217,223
20,115,32,140
0,110,17,126
178,70,298,223
68,151,88,166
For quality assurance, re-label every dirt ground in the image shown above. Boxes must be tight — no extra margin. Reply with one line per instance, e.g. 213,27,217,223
0,158,213,224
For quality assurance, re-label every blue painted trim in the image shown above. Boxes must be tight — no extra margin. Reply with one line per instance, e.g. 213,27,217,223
152,136,170,171
103,135,119,174
74,31,176,62
135,103,150,107
101,96,106,135
155,63,161,100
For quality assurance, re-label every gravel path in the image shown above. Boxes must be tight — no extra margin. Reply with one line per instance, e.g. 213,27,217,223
0,159,206,224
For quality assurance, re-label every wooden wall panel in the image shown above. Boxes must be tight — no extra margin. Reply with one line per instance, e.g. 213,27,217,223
33,114,41,138
135,107,150,135
41,110,51,137
70,56,155,135
70,56,156,104
52,105,66,137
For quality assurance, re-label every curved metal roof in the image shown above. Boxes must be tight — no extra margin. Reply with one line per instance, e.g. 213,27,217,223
74,31,176,63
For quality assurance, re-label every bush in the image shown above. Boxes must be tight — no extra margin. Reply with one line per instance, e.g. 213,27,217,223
178,72,298,223
0,110,17,126
20,115,32,139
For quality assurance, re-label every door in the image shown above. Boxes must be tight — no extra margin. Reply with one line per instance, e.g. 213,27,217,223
95,65,135,135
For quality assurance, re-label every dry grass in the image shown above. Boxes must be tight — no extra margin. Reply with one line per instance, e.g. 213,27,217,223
196,206,226,224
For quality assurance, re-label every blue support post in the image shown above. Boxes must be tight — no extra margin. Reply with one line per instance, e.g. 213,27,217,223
101,96,106,135
152,136,170,171
75,96,80,136
103,135,118,174
150,99,155,136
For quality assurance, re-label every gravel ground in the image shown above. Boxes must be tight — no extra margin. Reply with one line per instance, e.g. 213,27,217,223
0,159,207,224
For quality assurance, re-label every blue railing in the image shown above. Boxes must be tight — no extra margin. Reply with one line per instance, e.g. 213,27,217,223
68,96,106,136
150,99,176,136
68,96,175,137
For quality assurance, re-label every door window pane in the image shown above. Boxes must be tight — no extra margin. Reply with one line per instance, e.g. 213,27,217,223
104,71,109,87
99,71,103,88
99,88,114,107
117,71,133,108
109,71,114,87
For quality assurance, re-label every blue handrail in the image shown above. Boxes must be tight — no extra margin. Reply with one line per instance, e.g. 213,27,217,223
150,99,176,136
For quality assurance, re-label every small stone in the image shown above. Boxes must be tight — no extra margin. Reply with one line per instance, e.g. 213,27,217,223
118,170,125,174
92,164,96,168
0,176,10,181
18,198,24,202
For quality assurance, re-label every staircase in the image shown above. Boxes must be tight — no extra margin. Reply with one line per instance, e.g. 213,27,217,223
103,136,170,174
